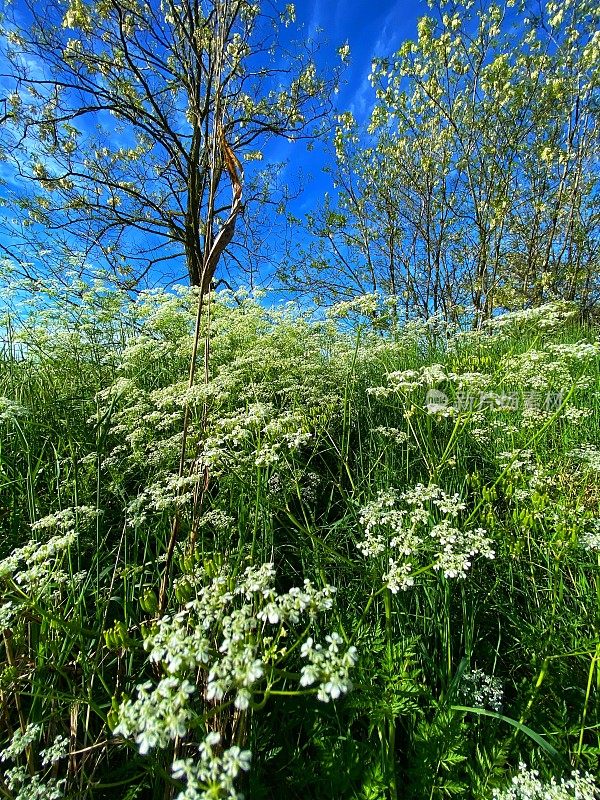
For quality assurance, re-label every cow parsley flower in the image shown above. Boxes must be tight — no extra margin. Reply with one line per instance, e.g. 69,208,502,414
492,763,599,799
358,485,495,590
0,528,79,590
3,767,66,800
580,521,600,553
430,523,495,579
0,724,41,762
40,735,70,767
374,426,409,444
384,559,415,592
460,668,503,712
171,732,251,800
113,677,195,754
570,445,600,472
547,341,599,362
0,396,29,423
1,726,68,800
484,302,578,334
300,633,357,702
0,600,16,629
31,505,99,532
117,562,354,753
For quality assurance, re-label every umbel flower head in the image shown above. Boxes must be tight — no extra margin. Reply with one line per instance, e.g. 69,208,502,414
358,484,494,591
171,732,251,800
491,763,599,800
113,560,357,774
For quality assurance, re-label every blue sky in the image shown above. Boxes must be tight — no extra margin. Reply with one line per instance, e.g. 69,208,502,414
309,0,425,117
254,0,427,291
281,0,426,196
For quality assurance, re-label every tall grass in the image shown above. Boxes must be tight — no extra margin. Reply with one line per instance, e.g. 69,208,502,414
0,286,599,799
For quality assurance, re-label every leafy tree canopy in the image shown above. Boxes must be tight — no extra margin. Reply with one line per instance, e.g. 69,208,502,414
0,0,341,290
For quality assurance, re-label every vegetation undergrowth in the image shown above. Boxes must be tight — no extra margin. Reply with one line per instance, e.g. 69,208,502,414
1,282,599,799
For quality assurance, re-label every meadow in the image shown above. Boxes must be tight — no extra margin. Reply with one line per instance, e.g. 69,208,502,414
1,283,599,799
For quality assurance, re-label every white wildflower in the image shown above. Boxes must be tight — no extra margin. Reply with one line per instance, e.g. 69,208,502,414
0,529,78,589
3,767,66,800
300,633,357,702
40,735,70,767
374,426,409,444
492,763,599,799
0,601,16,629
124,562,351,738
547,341,599,362
580,521,600,553
358,485,494,587
31,505,99,532
561,406,592,425
460,668,503,712
0,397,28,423
172,731,251,800
113,677,195,754
0,724,41,762
570,445,600,472
384,559,415,592
484,302,578,334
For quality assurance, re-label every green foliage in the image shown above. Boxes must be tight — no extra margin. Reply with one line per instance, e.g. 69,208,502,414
285,0,600,320
1,282,599,798
0,0,340,289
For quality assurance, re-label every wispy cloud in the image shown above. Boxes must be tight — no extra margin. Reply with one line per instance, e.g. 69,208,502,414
348,73,372,119
346,0,422,120
373,0,419,57
307,0,324,39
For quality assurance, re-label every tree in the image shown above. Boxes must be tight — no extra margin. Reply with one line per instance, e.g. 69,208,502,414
0,0,339,291
283,0,599,321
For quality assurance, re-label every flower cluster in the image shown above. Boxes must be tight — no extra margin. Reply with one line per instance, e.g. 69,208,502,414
0,396,29,423
459,668,504,712
113,678,196,754
492,763,599,799
0,531,76,590
31,505,99,533
0,506,98,592
373,426,410,444
300,633,357,701
326,292,380,320
1,725,69,800
0,506,99,635
114,562,355,756
570,444,600,472
500,350,574,393
483,302,578,334
202,405,314,472
171,732,251,800
368,363,453,398
367,364,496,421
126,472,206,525
1,724,41,763
429,521,493,579
580,521,600,553
547,341,600,363
358,484,495,591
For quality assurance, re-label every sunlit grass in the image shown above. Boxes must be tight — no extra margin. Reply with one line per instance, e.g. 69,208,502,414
1,289,599,799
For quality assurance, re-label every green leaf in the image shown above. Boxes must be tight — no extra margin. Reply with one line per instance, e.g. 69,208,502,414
450,705,564,763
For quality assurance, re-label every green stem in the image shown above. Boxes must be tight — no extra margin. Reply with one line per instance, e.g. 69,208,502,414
575,643,599,767
384,589,398,800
